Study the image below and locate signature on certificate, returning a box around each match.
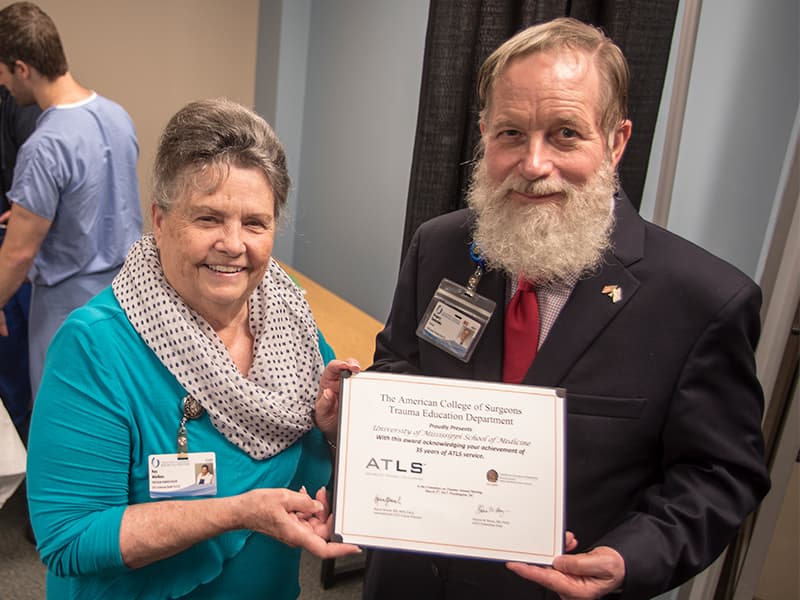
[476,504,509,516]
[374,495,403,507]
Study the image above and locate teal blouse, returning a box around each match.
[27,287,335,599]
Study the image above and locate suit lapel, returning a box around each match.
[525,259,640,386]
[524,194,646,387]
[469,268,506,382]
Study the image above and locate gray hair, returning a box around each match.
[152,98,289,220]
[478,17,629,139]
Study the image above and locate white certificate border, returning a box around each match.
[333,371,565,564]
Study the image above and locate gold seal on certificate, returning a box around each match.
[332,371,565,565]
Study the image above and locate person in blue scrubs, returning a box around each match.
[0,2,143,400]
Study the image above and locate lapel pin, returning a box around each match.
[601,285,622,303]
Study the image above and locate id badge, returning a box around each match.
[416,278,496,362]
[148,452,217,498]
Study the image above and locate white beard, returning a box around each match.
[466,158,619,285]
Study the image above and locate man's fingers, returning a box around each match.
[506,562,561,588]
[553,546,624,580]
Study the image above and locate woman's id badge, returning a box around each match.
[148,452,217,498]
[416,278,495,362]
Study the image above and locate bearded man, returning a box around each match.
[363,17,769,600]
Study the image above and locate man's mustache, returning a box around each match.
[501,176,574,198]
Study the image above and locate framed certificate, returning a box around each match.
[332,371,565,564]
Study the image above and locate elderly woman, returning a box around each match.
[26,98,359,599]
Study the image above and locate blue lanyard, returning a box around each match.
[466,242,485,294]
[469,242,485,269]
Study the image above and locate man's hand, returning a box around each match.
[506,545,625,600]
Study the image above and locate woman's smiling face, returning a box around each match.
[152,165,275,326]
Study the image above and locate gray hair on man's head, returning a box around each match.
[478,17,629,139]
[152,98,289,220]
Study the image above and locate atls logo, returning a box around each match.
[365,457,423,474]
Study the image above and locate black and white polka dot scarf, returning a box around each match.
[112,234,322,459]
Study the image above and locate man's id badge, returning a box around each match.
[416,278,496,362]
[148,452,217,498]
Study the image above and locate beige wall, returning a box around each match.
[34,0,260,230]
[756,463,799,600]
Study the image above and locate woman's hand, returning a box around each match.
[564,531,578,552]
[119,486,359,569]
[295,485,336,540]
[314,358,360,442]
[238,487,360,559]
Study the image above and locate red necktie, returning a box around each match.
[503,278,539,383]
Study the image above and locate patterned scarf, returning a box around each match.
[112,234,323,459]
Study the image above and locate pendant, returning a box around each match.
[183,395,205,420]
[177,395,205,457]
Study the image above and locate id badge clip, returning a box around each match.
[416,245,496,362]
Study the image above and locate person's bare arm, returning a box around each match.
[120,487,359,569]
[0,203,50,334]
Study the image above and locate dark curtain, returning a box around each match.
[401,0,679,258]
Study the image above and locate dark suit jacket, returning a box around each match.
[364,195,770,600]
[0,86,40,210]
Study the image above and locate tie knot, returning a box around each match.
[517,278,536,293]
